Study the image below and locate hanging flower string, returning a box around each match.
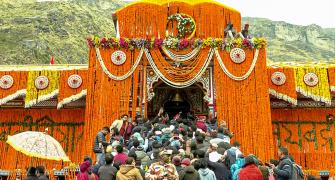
[87,36,267,51]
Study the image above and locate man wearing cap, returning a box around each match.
[179,158,200,180]
[145,150,178,180]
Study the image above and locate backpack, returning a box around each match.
[293,164,304,180]
[225,148,237,168]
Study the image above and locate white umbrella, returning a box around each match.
[6,130,70,162]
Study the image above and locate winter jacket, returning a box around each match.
[179,166,200,180]
[274,156,293,180]
[135,148,150,167]
[93,131,109,153]
[24,175,39,180]
[198,168,217,180]
[116,165,143,180]
[207,161,231,180]
[238,164,263,180]
[231,158,245,180]
[98,164,118,180]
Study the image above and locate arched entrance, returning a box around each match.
[147,82,209,118]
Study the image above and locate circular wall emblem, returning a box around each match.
[34,76,49,90]
[67,74,82,89]
[271,72,286,86]
[304,73,319,87]
[230,48,246,64]
[0,75,14,89]
[111,51,126,65]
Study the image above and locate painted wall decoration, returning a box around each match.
[0,109,85,170]
[272,108,335,170]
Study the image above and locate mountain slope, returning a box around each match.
[0,1,334,64]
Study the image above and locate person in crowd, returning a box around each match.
[209,131,224,145]
[93,126,110,164]
[36,166,48,180]
[172,156,183,173]
[110,127,124,145]
[207,143,223,163]
[179,158,200,180]
[114,145,128,165]
[224,141,243,168]
[131,139,150,168]
[288,155,304,180]
[77,161,98,180]
[238,155,263,180]
[24,167,39,180]
[230,155,245,180]
[194,158,216,180]
[270,147,293,180]
[145,150,179,180]
[128,152,146,179]
[116,157,143,180]
[98,154,118,180]
[111,114,128,132]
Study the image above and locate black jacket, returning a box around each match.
[207,159,231,180]
[274,156,293,180]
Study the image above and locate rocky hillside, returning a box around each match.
[0,1,334,64]
[243,17,335,63]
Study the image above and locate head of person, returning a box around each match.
[102,126,110,135]
[27,167,37,176]
[116,145,123,153]
[198,158,208,169]
[172,156,181,166]
[133,139,140,148]
[105,154,114,165]
[194,150,206,159]
[181,158,191,167]
[36,166,45,176]
[125,157,136,165]
[208,143,218,153]
[110,127,119,135]
[278,147,289,159]
[233,141,240,148]
[243,155,257,167]
[121,114,128,121]
[83,156,93,165]
[160,150,172,164]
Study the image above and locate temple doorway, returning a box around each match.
[147,82,209,119]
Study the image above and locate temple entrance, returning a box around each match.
[147,82,209,119]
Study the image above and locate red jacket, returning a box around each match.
[238,164,263,180]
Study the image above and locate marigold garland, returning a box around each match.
[25,70,60,108]
[268,67,298,105]
[0,71,27,106]
[295,67,331,105]
[328,67,335,92]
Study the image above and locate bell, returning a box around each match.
[172,92,183,102]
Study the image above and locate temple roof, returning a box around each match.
[116,0,240,13]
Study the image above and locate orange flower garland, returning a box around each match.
[83,48,141,157]
[116,1,241,38]
[57,70,88,109]
[328,67,335,92]
[0,109,85,170]
[267,67,297,105]
[272,108,335,170]
[214,48,274,162]
[0,71,27,105]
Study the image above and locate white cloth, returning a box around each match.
[209,151,222,162]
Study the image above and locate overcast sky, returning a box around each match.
[218,0,334,28]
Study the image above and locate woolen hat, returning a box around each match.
[181,158,191,166]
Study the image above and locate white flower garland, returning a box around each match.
[145,48,213,88]
[296,87,332,106]
[57,89,87,109]
[214,48,259,81]
[25,89,59,108]
[161,45,201,62]
[95,48,144,81]
[331,86,335,92]
[0,89,26,106]
[269,89,297,105]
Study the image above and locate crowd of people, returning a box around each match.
[78,111,308,180]
[25,110,313,180]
